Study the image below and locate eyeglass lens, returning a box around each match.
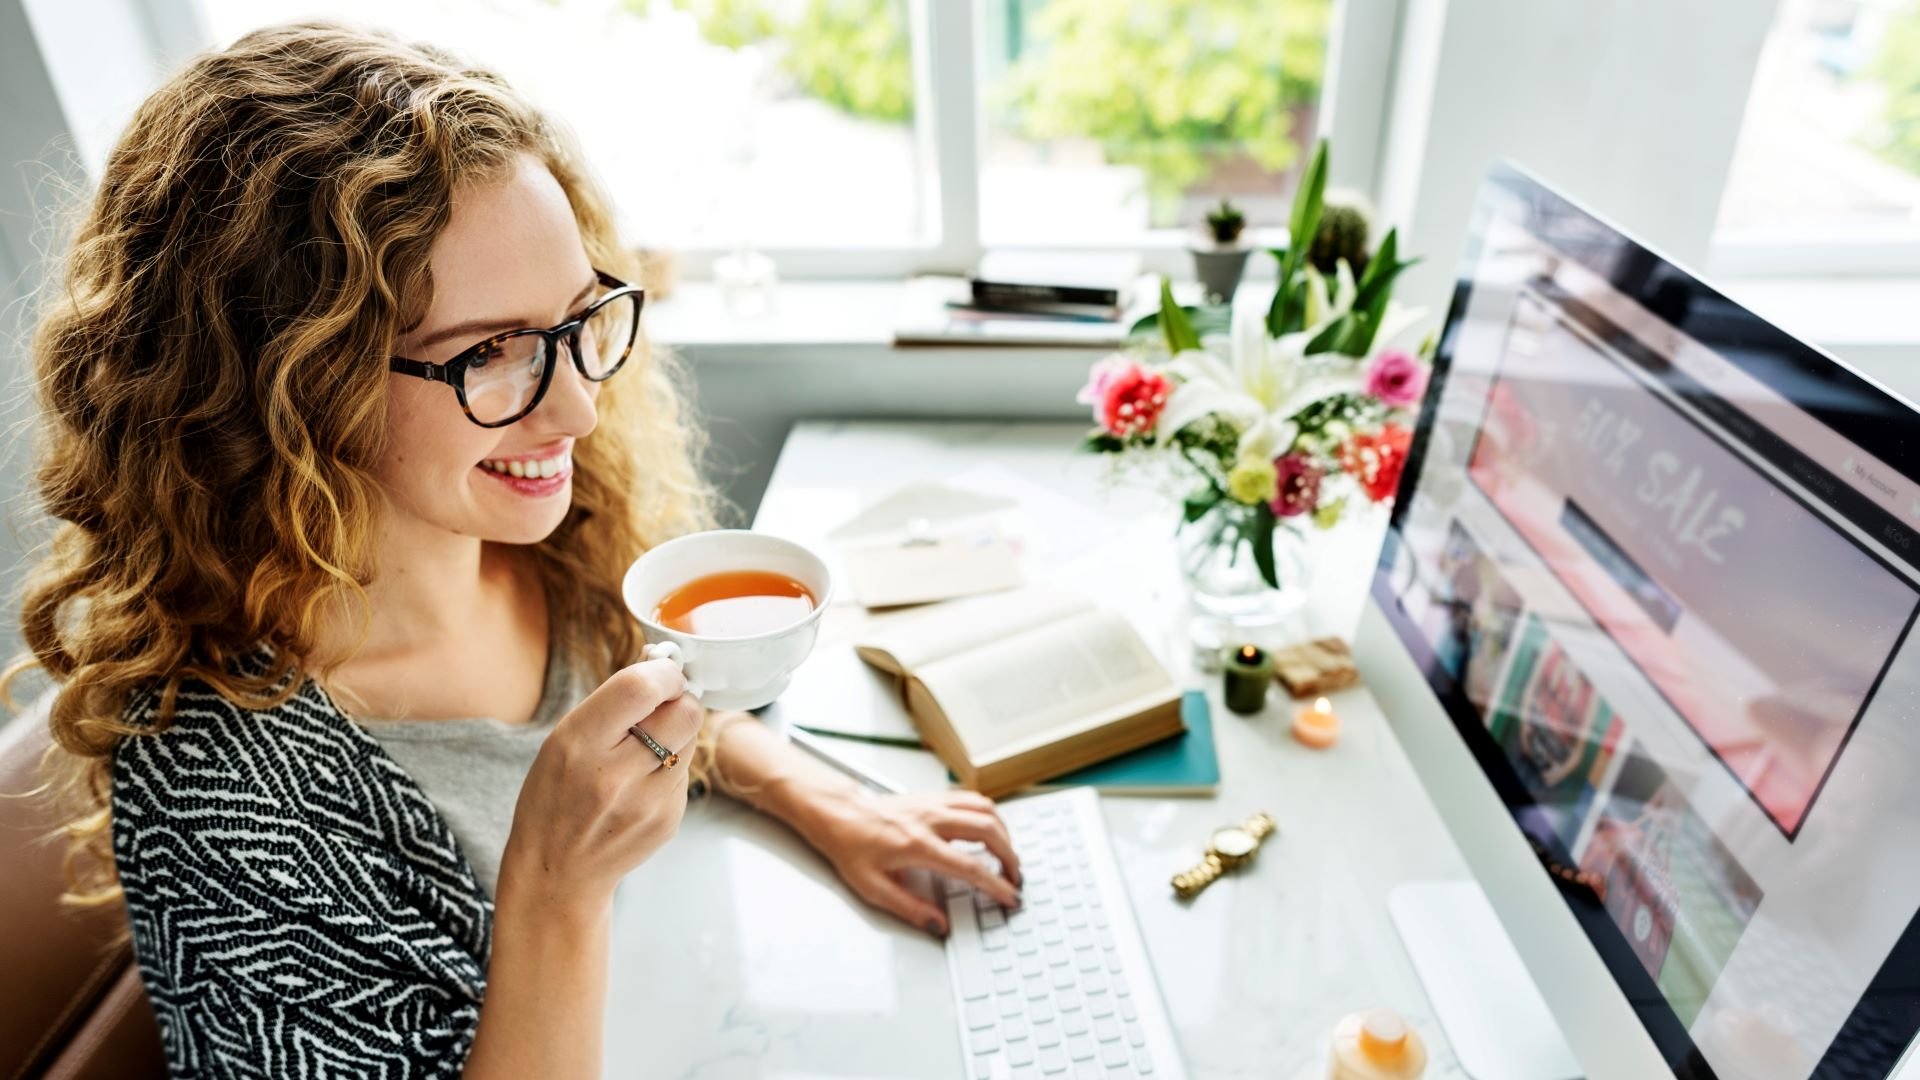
[461,292,639,424]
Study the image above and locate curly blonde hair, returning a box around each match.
[1,22,717,905]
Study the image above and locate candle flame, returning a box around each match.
[1239,645,1259,661]
[1314,696,1332,714]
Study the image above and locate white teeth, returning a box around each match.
[480,453,571,480]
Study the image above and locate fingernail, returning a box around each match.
[1011,868,1024,888]
[925,917,947,938]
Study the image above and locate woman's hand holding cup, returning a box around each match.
[498,657,704,911]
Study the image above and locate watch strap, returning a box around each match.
[1171,853,1226,899]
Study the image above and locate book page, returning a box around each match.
[915,608,1176,761]
[853,589,1091,673]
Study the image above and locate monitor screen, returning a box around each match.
[1373,164,1920,1080]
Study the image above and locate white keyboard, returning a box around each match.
[939,787,1186,1080]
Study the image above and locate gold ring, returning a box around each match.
[629,723,679,769]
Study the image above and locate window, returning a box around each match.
[182,0,1379,277]
[1710,0,1920,277]
[198,0,928,249]
[977,0,1334,246]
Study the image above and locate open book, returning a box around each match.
[853,590,1184,796]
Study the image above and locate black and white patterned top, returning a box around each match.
[112,648,494,1077]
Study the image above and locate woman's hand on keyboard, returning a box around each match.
[793,789,1024,938]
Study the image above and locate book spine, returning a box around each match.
[971,280,1122,308]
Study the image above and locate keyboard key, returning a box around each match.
[1087,993,1116,1019]
[1039,1045,1068,1074]
[1097,930,1116,950]
[1119,999,1138,1022]
[956,945,992,999]
[1076,950,1102,972]
[983,928,1010,951]
[1023,976,1050,1002]
[1100,1041,1128,1067]
[1051,965,1077,989]
[1014,935,1042,956]
[1070,929,1094,950]
[995,970,1019,994]
[1005,1017,1030,1042]
[1018,953,1043,978]
[1111,975,1130,998]
[1063,908,1090,930]
[1075,1063,1104,1079]
[970,1051,998,1079]
[1133,1049,1155,1074]
[1031,1000,1056,1024]
[1041,924,1066,945]
[1056,988,1083,1013]
[1125,1022,1145,1047]
[1105,952,1123,974]
[1094,1016,1122,1042]
[965,999,997,1029]
[1062,1010,1090,1037]
[1047,944,1071,967]
[981,908,1007,929]
[1007,1040,1036,1067]
[970,1029,999,1054]
[990,950,1016,973]
[1068,1035,1096,1061]
[1081,971,1107,994]
[1034,1021,1063,1048]
[1002,991,1028,1017]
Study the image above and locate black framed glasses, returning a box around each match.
[388,269,645,428]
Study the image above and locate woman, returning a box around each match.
[6,22,1021,1077]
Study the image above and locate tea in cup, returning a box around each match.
[621,530,832,711]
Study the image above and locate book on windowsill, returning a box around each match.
[970,250,1143,309]
[853,589,1184,797]
[894,276,1134,348]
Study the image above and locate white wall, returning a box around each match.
[1374,0,1778,315]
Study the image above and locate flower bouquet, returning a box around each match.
[1075,141,1433,643]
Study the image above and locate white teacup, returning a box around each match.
[621,529,833,711]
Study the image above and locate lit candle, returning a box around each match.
[1223,644,1274,715]
[1292,696,1342,748]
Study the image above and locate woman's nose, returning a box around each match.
[533,338,601,437]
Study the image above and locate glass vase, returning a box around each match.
[1177,500,1313,664]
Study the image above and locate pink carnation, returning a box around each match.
[1365,349,1429,409]
[1078,356,1169,438]
[1271,452,1323,518]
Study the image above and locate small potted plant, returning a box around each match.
[1191,197,1251,304]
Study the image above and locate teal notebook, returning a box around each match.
[1031,690,1218,795]
[945,691,1219,795]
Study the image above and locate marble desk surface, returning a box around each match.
[604,420,1475,1079]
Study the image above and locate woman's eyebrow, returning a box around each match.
[411,275,600,352]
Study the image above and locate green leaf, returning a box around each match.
[1129,303,1231,341]
[1183,490,1221,523]
[1340,228,1419,356]
[1250,503,1280,589]
[1158,277,1201,353]
[1081,431,1125,453]
[1269,140,1328,337]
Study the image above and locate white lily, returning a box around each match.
[1156,298,1366,464]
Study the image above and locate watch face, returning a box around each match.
[1211,826,1257,858]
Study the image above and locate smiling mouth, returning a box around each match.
[478,451,572,479]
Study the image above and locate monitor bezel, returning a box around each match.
[1370,159,1920,1080]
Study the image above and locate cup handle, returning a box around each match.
[643,642,705,699]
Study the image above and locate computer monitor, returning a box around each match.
[1355,162,1920,1080]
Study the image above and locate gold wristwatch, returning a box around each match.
[1171,812,1277,899]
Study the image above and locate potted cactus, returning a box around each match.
[1191,197,1252,303]
[1309,196,1373,278]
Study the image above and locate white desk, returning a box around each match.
[605,420,1477,1079]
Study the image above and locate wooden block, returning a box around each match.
[1271,637,1359,699]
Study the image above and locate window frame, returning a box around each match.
[135,0,1396,281]
[659,0,1405,281]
